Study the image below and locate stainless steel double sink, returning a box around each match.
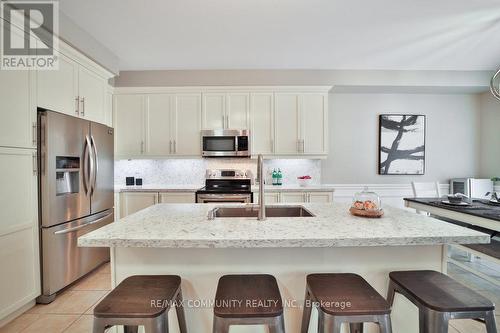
[207,205,315,220]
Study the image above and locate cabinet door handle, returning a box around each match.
[140,141,144,154]
[169,140,172,154]
[301,139,305,153]
[32,151,37,175]
[173,140,177,153]
[226,115,229,128]
[32,122,37,147]
[80,97,85,116]
[75,96,79,116]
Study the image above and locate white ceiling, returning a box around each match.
[60,0,500,71]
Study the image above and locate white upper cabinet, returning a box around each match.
[275,93,301,154]
[37,52,78,117]
[0,24,36,149]
[226,93,249,129]
[0,68,35,149]
[37,43,114,126]
[114,94,144,156]
[113,87,329,159]
[301,93,328,155]
[145,94,174,156]
[173,94,202,156]
[202,93,225,129]
[78,66,106,124]
[114,93,202,158]
[250,93,274,155]
[202,92,249,130]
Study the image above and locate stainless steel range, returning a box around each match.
[196,169,253,203]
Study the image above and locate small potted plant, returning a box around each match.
[492,177,500,186]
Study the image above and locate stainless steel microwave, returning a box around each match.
[201,129,250,157]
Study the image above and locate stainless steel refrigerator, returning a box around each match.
[37,109,114,303]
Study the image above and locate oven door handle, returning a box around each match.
[197,193,252,203]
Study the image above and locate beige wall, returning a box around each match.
[321,93,482,184]
[479,93,500,179]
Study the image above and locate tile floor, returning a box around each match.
[447,249,500,333]
[0,263,111,333]
[1,255,499,332]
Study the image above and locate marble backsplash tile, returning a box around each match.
[115,159,321,186]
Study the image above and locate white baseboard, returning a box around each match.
[0,300,35,328]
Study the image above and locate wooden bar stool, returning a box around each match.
[387,270,497,333]
[213,274,285,333]
[301,273,392,333]
[93,275,188,333]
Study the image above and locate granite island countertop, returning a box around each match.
[78,203,489,248]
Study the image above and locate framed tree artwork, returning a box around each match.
[379,114,426,175]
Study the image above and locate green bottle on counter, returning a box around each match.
[277,169,283,185]
[272,169,278,185]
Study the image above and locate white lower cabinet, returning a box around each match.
[281,191,307,203]
[253,191,333,204]
[119,191,196,217]
[159,192,196,203]
[119,192,158,218]
[0,148,39,320]
[253,192,281,204]
[308,192,334,203]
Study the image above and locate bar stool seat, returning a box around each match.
[301,273,392,333]
[213,274,285,333]
[307,273,391,316]
[93,275,187,333]
[388,270,497,333]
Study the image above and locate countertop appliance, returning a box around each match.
[37,109,114,303]
[196,169,253,203]
[201,129,250,157]
[450,178,493,199]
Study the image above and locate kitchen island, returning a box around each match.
[79,203,489,333]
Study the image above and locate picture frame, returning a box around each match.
[378,114,426,175]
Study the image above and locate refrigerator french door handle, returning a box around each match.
[83,135,92,196]
[53,212,113,235]
[90,135,99,195]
